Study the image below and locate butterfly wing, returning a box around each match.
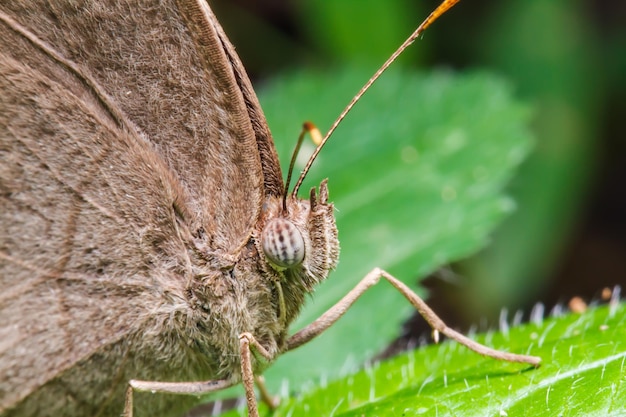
[0,0,281,415]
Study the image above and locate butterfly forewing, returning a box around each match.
[0,0,282,415]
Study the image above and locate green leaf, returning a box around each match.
[251,68,534,395]
[222,303,626,416]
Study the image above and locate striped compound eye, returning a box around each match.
[261,218,305,269]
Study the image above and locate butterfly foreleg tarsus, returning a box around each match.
[286,268,541,367]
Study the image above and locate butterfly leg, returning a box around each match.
[239,332,276,417]
[124,378,235,417]
[123,333,275,417]
[286,267,541,366]
[255,375,280,410]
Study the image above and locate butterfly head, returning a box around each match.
[260,179,339,292]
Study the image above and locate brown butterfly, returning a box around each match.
[0,1,539,416]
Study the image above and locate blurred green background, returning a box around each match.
[210,0,625,340]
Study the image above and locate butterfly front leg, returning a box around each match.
[286,267,542,366]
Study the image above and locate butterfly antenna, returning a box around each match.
[291,0,461,197]
[283,122,322,212]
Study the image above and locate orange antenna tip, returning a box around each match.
[303,121,323,146]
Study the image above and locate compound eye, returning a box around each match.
[261,219,305,268]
